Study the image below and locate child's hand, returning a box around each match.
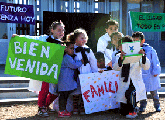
[120,51,126,60]
[98,70,104,73]
[139,49,145,55]
[12,34,18,37]
[81,59,84,64]
[108,61,112,68]
[154,74,158,77]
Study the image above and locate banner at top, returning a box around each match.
[0,2,35,25]
[129,11,165,32]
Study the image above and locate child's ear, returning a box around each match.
[105,28,108,32]
[141,39,145,43]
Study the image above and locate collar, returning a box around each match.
[51,35,61,42]
[74,44,88,48]
[104,33,111,42]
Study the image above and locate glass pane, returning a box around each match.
[141,1,154,40]
[56,0,69,12]
[109,0,120,23]
[94,0,105,13]
[127,2,140,35]
[0,23,7,39]
[141,1,153,12]
[74,0,87,13]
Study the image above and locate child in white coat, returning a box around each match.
[97,19,119,69]
[113,36,150,119]
[67,28,98,114]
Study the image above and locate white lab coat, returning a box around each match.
[97,33,114,66]
[113,54,150,103]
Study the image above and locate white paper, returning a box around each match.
[122,41,141,55]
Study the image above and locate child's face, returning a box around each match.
[97,59,105,68]
[51,25,65,39]
[132,37,143,46]
[111,34,122,49]
[75,33,87,47]
[106,25,118,36]
[65,44,75,56]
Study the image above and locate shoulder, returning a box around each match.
[98,33,109,41]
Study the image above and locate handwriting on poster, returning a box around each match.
[0,2,35,25]
[130,11,165,32]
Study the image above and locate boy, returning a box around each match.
[113,36,150,119]
[94,52,112,72]
[97,19,119,69]
[132,32,161,112]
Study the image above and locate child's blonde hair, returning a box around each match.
[66,28,88,43]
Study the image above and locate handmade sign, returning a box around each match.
[121,41,142,64]
[79,71,120,114]
[0,2,35,24]
[129,11,165,32]
[5,36,65,84]
[122,41,141,56]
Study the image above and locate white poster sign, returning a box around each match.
[79,70,120,114]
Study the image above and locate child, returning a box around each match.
[57,42,83,117]
[110,32,123,68]
[113,36,150,119]
[67,28,98,114]
[12,21,65,117]
[132,32,161,112]
[97,19,119,69]
[94,52,112,72]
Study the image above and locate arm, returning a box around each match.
[64,56,83,69]
[97,38,106,53]
[113,54,122,71]
[89,49,98,73]
[150,49,161,75]
[141,55,150,70]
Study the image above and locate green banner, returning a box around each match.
[5,36,65,84]
[129,11,165,32]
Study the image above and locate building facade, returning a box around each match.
[0,0,165,66]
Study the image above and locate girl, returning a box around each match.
[67,28,98,114]
[37,21,65,117]
[57,42,83,117]
[12,21,65,117]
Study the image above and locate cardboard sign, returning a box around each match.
[5,36,65,84]
[0,2,35,24]
[129,11,165,32]
[79,71,120,114]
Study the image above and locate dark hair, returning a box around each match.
[94,52,105,61]
[118,35,133,46]
[49,21,65,35]
[132,31,144,41]
[65,41,75,47]
[105,19,119,29]
[64,42,75,55]
[66,28,88,43]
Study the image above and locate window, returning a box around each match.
[109,0,120,25]
[94,0,105,13]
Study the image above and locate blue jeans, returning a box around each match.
[140,90,160,108]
